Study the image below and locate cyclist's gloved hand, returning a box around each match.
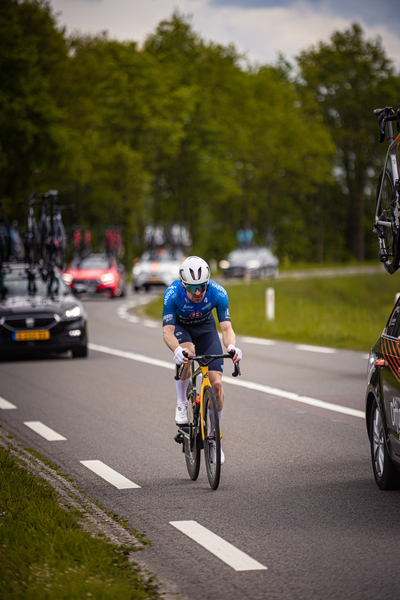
[227,344,242,362]
[173,346,186,365]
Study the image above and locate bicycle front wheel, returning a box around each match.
[202,386,221,490]
[375,168,399,273]
[183,390,201,481]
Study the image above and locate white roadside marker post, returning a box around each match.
[266,287,275,321]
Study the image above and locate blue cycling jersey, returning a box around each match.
[162,279,231,327]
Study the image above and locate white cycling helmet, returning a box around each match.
[179,256,210,288]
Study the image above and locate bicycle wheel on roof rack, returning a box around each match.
[375,168,399,274]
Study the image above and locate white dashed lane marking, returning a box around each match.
[295,344,336,354]
[117,302,369,358]
[170,520,267,571]
[0,396,17,409]
[241,336,276,346]
[80,460,141,489]
[24,421,66,441]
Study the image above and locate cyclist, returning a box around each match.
[162,255,242,464]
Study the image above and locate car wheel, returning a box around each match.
[72,345,88,358]
[144,283,150,292]
[370,398,400,489]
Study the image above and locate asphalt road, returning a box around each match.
[1,289,400,600]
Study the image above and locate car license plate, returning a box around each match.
[13,330,50,341]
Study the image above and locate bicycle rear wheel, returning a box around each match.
[375,168,399,274]
[203,385,221,490]
[183,390,200,480]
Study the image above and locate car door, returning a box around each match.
[380,301,400,456]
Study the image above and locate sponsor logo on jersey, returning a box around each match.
[163,287,175,304]
[190,312,202,318]
[213,282,225,293]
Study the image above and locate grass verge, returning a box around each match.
[0,443,159,600]
[145,271,400,352]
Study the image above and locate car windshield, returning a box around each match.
[229,249,259,261]
[0,268,70,299]
[141,251,182,262]
[228,248,273,261]
[72,256,111,269]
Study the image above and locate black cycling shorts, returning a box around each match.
[174,316,224,373]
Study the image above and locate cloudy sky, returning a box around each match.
[48,0,400,69]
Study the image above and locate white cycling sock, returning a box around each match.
[176,378,189,405]
[218,410,223,425]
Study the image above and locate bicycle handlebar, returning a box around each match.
[374,105,400,143]
[174,349,241,380]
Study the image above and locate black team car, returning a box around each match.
[366,296,400,489]
[0,262,88,358]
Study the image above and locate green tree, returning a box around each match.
[0,0,68,205]
[142,12,336,263]
[296,23,396,262]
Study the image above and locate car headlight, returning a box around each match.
[219,260,230,269]
[100,272,115,284]
[133,266,142,276]
[246,260,260,269]
[62,273,73,285]
[65,306,81,319]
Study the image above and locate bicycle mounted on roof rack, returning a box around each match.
[18,190,75,271]
[39,190,74,270]
[372,104,400,274]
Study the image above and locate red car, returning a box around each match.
[62,253,126,298]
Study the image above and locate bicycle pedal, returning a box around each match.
[174,432,184,445]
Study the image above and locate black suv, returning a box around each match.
[0,262,88,358]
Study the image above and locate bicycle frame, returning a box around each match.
[189,360,217,442]
[175,351,240,489]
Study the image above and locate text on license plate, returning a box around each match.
[13,330,50,341]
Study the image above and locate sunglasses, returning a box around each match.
[185,283,208,294]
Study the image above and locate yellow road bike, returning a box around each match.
[175,351,240,490]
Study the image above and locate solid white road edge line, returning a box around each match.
[88,343,365,419]
[80,460,141,489]
[24,421,66,441]
[170,520,267,571]
[0,396,17,409]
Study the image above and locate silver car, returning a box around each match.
[132,249,185,292]
[219,246,279,279]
